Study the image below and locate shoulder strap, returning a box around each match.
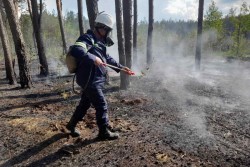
[74,33,96,52]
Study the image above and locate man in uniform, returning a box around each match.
[66,13,133,140]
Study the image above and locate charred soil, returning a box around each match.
[0,61,250,167]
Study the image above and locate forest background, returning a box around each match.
[0,0,250,77]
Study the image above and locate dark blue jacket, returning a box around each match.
[70,30,123,89]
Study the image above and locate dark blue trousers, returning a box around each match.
[72,88,109,129]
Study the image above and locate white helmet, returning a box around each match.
[95,13,114,29]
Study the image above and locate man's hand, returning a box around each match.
[122,67,135,75]
[94,56,103,66]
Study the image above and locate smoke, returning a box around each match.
[126,28,250,151]
[48,58,69,76]
[28,58,69,87]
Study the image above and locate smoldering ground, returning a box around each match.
[40,27,249,158]
[129,30,250,158]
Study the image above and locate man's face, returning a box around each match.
[96,25,113,46]
[99,26,112,38]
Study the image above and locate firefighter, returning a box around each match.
[66,13,132,140]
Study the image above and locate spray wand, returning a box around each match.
[102,63,135,75]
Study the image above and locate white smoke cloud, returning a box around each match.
[163,0,198,21]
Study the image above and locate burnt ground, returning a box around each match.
[0,58,250,167]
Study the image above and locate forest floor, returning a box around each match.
[0,57,250,167]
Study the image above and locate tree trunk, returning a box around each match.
[0,4,16,85]
[77,0,84,35]
[122,0,133,89]
[3,0,31,88]
[236,22,241,57]
[27,0,37,54]
[86,0,99,30]
[133,0,138,65]
[13,0,19,18]
[115,0,127,89]
[30,0,49,76]
[147,0,153,65]
[195,0,204,71]
[56,0,67,54]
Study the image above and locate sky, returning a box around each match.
[43,0,246,21]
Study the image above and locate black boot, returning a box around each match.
[98,127,119,140]
[66,116,80,137]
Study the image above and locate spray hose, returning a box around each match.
[102,63,135,75]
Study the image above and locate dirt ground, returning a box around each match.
[0,58,250,167]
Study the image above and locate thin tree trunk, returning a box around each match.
[77,0,84,35]
[13,0,19,18]
[30,0,49,76]
[56,0,67,54]
[115,0,127,89]
[147,0,153,65]
[133,0,137,65]
[236,22,241,56]
[86,0,99,30]
[0,4,16,85]
[3,0,31,88]
[122,0,133,89]
[195,0,204,71]
[39,0,43,24]
[27,0,37,54]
